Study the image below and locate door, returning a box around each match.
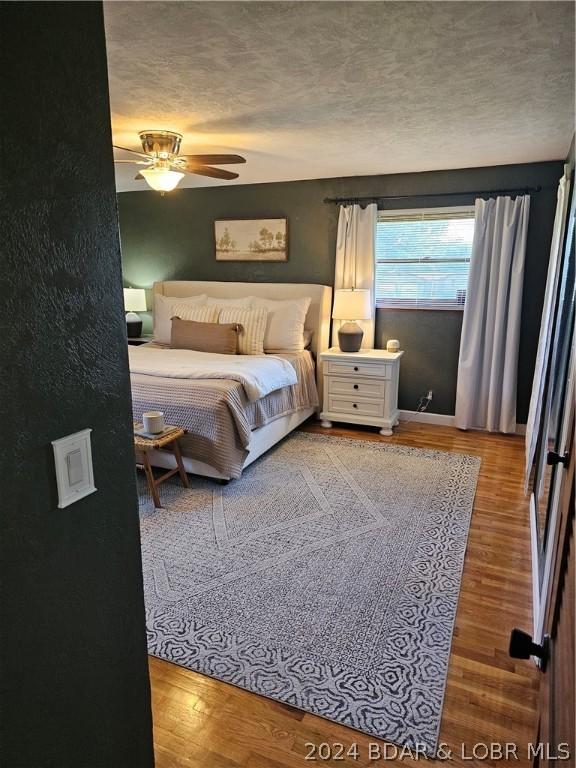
[537,422,574,768]
[529,175,575,640]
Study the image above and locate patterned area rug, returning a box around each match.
[139,432,480,753]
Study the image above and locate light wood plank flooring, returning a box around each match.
[149,421,538,767]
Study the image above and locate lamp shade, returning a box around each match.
[123,288,147,312]
[332,289,371,320]
[140,167,185,192]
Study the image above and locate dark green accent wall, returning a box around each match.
[374,309,464,416]
[118,159,562,421]
[0,3,154,766]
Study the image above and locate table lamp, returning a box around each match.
[123,288,147,338]
[332,288,371,352]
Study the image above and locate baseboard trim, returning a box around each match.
[399,410,527,435]
[399,410,455,427]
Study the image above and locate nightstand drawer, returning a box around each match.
[328,377,385,399]
[326,360,390,379]
[327,396,384,418]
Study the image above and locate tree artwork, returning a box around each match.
[215,219,288,261]
[216,227,238,252]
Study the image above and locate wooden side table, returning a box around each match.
[133,423,189,508]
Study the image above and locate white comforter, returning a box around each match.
[128,345,297,402]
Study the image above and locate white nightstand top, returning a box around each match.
[320,347,403,362]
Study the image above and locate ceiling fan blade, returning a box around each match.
[180,154,246,165]
[182,165,240,180]
[113,144,150,159]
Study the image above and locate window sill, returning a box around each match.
[376,305,465,312]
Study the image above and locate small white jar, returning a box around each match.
[143,411,165,434]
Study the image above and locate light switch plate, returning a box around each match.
[52,429,97,508]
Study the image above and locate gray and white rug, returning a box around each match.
[139,432,480,753]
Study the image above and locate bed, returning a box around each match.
[130,281,332,480]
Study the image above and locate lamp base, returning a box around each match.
[337,322,364,353]
[126,312,142,338]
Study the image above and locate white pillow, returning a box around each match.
[218,306,267,355]
[250,296,311,352]
[153,294,207,344]
[206,296,253,308]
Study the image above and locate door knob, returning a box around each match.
[547,450,569,466]
[509,628,548,668]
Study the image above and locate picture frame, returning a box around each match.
[214,218,288,262]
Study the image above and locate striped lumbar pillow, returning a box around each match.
[174,305,220,324]
[218,306,267,355]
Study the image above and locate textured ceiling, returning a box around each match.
[104,1,575,192]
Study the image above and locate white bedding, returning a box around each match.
[128,345,297,402]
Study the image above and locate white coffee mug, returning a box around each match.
[386,339,400,353]
[143,411,165,434]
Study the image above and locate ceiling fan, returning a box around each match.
[113,130,246,193]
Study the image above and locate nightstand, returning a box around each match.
[128,335,153,346]
[319,347,403,436]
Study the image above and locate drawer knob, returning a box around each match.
[354,366,359,371]
[353,384,359,390]
[353,403,358,408]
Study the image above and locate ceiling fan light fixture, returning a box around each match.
[140,167,185,192]
[113,131,246,189]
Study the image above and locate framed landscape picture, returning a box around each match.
[215,218,288,262]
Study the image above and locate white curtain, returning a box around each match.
[525,170,570,487]
[455,195,530,433]
[331,203,377,348]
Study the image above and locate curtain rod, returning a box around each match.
[323,186,543,205]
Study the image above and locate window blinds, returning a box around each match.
[375,208,475,309]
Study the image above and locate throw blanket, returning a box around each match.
[128,346,297,402]
[130,351,318,479]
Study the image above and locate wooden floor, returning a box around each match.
[149,421,539,768]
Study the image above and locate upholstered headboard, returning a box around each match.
[152,280,333,389]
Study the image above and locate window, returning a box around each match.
[375,206,475,310]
